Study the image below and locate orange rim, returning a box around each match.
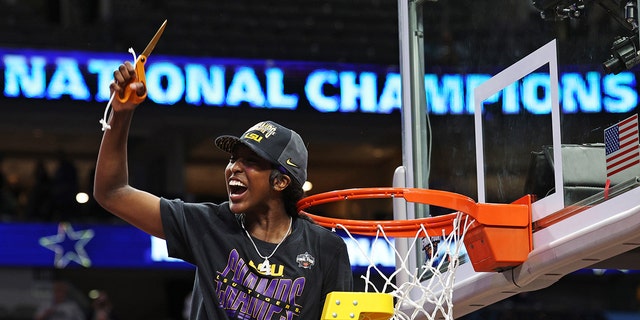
[297,187,478,237]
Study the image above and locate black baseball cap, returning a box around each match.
[214,121,308,186]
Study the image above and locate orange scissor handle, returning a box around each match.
[116,55,149,104]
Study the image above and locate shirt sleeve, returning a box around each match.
[160,198,196,263]
[160,198,231,266]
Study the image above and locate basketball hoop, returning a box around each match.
[297,187,532,320]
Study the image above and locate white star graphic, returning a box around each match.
[39,222,94,268]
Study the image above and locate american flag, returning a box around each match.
[604,114,640,179]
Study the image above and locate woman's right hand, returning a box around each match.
[109,61,147,112]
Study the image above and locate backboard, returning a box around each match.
[393,0,640,317]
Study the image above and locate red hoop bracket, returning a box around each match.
[296,187,533,272]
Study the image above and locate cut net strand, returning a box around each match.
[99,48,140,131]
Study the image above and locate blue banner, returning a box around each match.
[0,222,189,269]
[1,47,636,115]
[0,221,396,271]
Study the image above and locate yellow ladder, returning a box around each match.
[321,292,394,320]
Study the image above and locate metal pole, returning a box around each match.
[396,0,430,290]
[398,0,429,218]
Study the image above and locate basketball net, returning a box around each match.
[299,187,532,320]
[329,211,474,320]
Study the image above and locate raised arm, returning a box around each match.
[93,61,164,239]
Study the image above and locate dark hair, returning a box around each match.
[270,169,305,218]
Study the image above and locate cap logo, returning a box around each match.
[286,158,299,168]
[247,122,278,138]
[243,132,263,143]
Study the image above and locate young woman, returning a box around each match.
[94,61,353,319]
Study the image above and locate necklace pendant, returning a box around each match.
[260,258,271,275]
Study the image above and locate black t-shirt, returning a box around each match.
[161,198,353,320]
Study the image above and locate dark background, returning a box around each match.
[0,0,639,319]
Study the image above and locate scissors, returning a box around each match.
[117,19,167,104]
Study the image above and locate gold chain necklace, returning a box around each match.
[240,215,292,276]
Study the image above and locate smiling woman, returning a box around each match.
[93,60,353,319]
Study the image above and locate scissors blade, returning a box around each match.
[140,19,167,58]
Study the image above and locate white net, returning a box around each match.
[333,211,475,320]
[301,188,531,320]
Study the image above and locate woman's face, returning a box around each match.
[225,144,275,214]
